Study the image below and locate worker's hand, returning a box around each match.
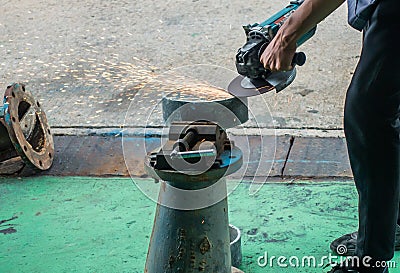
[260,31,297,72]
[259,0,345,72]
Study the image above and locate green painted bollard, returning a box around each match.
[145,178,232,272]
[143,91,248,273]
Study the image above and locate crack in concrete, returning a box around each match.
[281,136,295,178]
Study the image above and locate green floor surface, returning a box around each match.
[0,177,398,273]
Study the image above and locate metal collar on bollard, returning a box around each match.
[0,83,54,173]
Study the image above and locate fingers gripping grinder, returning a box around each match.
[228,0,317,97]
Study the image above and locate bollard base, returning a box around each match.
[232,266,244,273]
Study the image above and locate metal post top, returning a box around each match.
[162,85,249,129]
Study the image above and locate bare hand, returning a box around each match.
[259,31,297,72]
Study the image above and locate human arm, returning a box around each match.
[260,0,345,71]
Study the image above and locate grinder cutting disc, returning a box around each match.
[3,83,54,170]
[227,75,274,97]
[227,68,297,97]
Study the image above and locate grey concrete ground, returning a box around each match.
[1,0,362,131]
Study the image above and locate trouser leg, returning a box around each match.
[344,0,400,261]
[398,203,400,226]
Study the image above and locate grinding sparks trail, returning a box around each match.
[1,41,233,106]
[0,37,235,129]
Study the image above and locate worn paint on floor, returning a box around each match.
[0,177,398,273]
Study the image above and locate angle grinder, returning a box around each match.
[228,0,317,97]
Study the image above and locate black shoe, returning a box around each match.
[330,225,400,256]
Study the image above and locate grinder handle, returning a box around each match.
[293,52,306,66]
[259,42,306,68]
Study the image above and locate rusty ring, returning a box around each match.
[3,83,54,170]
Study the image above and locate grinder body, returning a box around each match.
[233,0,317,94]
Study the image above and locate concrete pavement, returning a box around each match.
[1,0,362,131]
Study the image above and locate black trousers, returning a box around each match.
[344,0,400,260]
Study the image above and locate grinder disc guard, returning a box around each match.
[227,68,297,97]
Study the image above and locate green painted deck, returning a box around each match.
[1,177,399,273]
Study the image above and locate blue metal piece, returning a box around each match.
[173,149,216,159]
[258,3,301,27]
[219,148,242,169]
[3,102,10,125]
[252,1,316,47]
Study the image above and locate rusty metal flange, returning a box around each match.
[2,83,54,170]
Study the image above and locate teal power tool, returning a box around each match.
[228,0,317,97]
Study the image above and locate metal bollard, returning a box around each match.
[144,94,248,273]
